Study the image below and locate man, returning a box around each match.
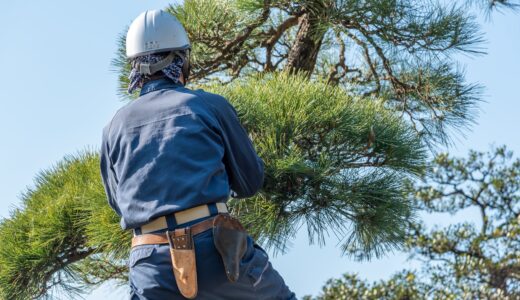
[100,9,296,299]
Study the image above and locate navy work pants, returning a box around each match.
[128,219,296,299]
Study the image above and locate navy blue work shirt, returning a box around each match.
[99,78,264,230]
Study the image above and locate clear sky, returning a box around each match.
[0,1,519,299]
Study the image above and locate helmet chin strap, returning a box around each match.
[132,50,191,85]
[133,51,177,76]
[181,50,191,84]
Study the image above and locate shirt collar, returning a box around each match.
[139,78,184,96]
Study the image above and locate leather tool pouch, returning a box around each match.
[167,228,198,299]
[213,214,248,282]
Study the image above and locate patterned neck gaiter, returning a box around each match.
[128,52,184,94]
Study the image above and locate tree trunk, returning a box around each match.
[285,13,325,75]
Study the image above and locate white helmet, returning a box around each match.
[126,10,190,59]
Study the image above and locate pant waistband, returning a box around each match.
[133,203,228,236]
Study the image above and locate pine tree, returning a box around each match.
[407,146,520,299]
[1,0,512,298]
[306,147,520,299]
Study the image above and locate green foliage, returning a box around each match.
[0,151,128,299]
[408,146,520,298]
[213,73,426,258]
[113,0,484,146]
[308,147,520,299]
[311,0,485,146]
[112,29,135,99]
[169,0,257,71]
[465,0,520,15]
[212,73,425,258]
[303,272,433,300]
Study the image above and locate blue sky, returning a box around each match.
[0,1,519,299]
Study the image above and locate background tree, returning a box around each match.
[306,147,520,299]
[302,272,434,300]
[408,146,520,298]
[1,0,511,298]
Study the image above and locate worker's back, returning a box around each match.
[102,79,233,229]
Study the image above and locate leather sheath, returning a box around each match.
[167,228,198,299]
[212,214,248,282]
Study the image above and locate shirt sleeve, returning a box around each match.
[209,95,265,198]
[99,125,122,216]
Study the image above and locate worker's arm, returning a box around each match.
[209,95,265,198]
[99,125,122,216]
